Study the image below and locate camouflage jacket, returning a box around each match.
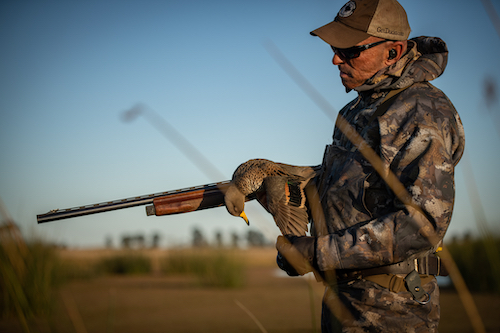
[313,37,465,272]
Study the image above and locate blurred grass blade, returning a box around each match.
[60,290,88,333]
[122,103,225,181]
[234,299,268,333]
[480,0,500,39]
[263,40,337,122]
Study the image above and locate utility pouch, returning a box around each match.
[404,270,431,304]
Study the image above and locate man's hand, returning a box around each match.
[275,235,316,276]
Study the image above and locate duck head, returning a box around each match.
[224,185,249,225]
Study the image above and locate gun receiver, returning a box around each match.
[37,181,254,224]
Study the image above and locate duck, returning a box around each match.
[224,159,318,236]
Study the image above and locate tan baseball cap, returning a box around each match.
[310,0,410,48]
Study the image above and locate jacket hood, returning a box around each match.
[355,36,449,93]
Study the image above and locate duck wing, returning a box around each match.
[264,176,310,236]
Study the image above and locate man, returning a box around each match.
[274,0,465,332]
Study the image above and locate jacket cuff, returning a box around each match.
[316,235,342,271]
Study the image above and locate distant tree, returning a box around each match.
[136,234,145,248]
[105,236,113,248]
[215,231,223,247]
[247,230,268,247]
[151,232,161,248]
[231,232,240,248]
[192,228,207,247]
[122,235,131,248]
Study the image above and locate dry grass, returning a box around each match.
[1,247,499,333]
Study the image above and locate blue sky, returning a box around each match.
[1,0,499,248]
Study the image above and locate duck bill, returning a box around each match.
[239,211,250,225]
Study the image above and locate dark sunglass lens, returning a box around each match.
[332,47,359,60]
[339,48,359,59]
[332,40,388,60]
[345,49,359,59]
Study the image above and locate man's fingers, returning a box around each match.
[276,235,287,250]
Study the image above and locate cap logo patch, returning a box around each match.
[338,1,356,18]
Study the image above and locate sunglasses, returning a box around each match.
[331,40,389,60]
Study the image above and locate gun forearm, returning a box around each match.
[146,181,230,216]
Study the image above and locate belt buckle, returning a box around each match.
[336,270,361,283]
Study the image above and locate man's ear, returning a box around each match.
[385,41,406,65]
[388,49,397,60]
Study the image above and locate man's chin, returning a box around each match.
[341,79,355,91]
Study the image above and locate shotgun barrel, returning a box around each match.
[36,180,254,224]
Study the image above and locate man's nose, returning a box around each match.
[332,53,344,65]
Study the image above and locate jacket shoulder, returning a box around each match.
[380,82,465,165]
[384,82,459,121]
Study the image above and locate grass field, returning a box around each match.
[1,247,499,333]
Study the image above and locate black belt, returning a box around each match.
[335,254,447,282]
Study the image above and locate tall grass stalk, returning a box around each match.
[0,220,62,332]
[0,240,62,313]
[60,290,88,333]
[106,288,116,333]
[306,277,319,333]
[234,299,268,333]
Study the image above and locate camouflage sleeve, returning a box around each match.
[315,83,465,271]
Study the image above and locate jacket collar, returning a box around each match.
[353,36,449,94]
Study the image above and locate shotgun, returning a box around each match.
[36,181,256,224]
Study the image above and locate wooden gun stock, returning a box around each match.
[37,181,253,224]
[146,182,230,216]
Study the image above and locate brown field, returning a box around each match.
[1,247,499,333]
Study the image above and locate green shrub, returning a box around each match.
[446,235,500,293]
[163,249,246,288]
[98,252,152,275]
[58,259,100,280]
